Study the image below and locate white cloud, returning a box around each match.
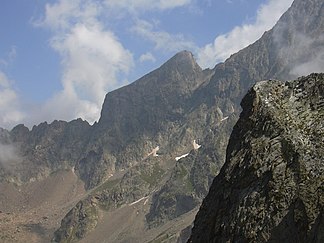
[139,52,156,63]
[35,0,134,124]
[197,0,294,68]
[132,19,197,53]
[39,0,101,31]
[0,72,25,129]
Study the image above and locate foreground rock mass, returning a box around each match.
[189,73,324,243]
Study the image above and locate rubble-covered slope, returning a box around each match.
[189,73,324,243]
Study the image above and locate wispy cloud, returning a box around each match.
[139,52,156,63]
[0,142,22,172]
[290,48,324,77]
[269,0,324,78]
[197,0,294,68]
[0,46,17,67]
[275,31,324,77]
[132,19,197,54]
[0,72,25,128]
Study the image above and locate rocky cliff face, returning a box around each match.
[189,73,324,243]
[0,119,91,184]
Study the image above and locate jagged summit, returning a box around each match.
[162,50,201,72]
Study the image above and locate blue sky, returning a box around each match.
[0,0,293,129]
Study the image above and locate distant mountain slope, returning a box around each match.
[189,73,324,243]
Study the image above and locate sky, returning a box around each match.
[0,0,294,129]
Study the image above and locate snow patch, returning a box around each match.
[229,104,235,113]
[193,140,201,150]
[147,146,160,157]
[175,153,189,161]
[216,107,224,119]
[144,198,149,205]
[221,116,229,122]
[129,196,149,206]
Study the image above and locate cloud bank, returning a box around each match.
[197,0,294,68]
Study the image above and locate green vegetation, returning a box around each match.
[177,164,188,178]
[148,231,177,243]
[140,163,165,186]
[210,162,219,177]
[93,178,120,193]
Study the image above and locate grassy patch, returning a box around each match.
[140,164,165,186]
[93,178,120,193]
[148,232,176,243]
[210,163,219,177]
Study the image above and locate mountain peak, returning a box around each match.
[163,50,201,72]
[172,50,194,60]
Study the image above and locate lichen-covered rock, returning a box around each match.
[52,198,99,243]
[189,73,324,243]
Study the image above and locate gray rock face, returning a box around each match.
[0,119,91,183]
[53,198,99,243]
[189,73,324,243]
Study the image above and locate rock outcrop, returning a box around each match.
[189,73,324,242]
[52,198,99,243]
